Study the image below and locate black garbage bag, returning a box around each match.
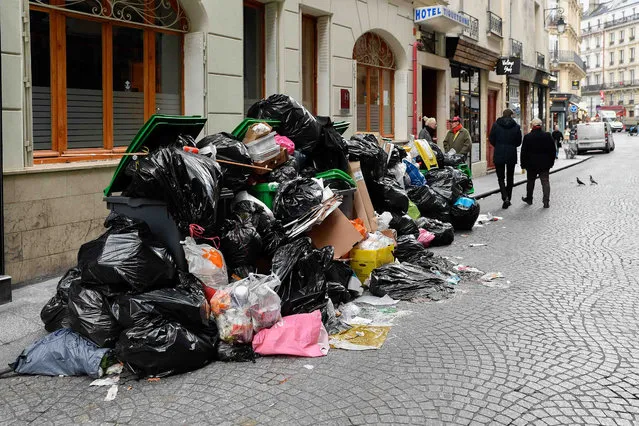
[111,272,209,330]
[387,144,407,168]
[416,217,455,246]
[367,176,409,214]
[269,157,299,183]
[68,283,121,348]
[115,316,218,378]
[125,145,222,234]
[425,167,463,203]
[40,267,81,332]
[389,213,420,236]
[369,263,454,301]
[77,213,176,295]
[325,260,357,298]
[348,134,388,181]
[220,219,262,278]
[393,235,434,268]
[262,221,288,257]
[452,168,473,194]
[232,199,275,236]
[429,142,445,166]
[408,185,450,221]
[450,198,481,231]
[300,165,319,178]
[197,132,252,192]
[272,238,332,316]
[443,153,467,167]
[247,94,322,152]
[272,177,323,223]
[311,118,349,173]
[216,341,256,362]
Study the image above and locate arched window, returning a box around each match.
[29,0,188,163]
[353,32,396,137]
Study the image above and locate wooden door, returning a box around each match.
[486,90,498,170]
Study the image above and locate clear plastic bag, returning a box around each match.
[183,237,228,290]
[211,281,254,344]
[247,274,282,332]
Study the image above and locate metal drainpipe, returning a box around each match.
[0,16,11,304]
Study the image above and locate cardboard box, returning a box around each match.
[243,122,272,143]
[308,208,364,259]
[349,161,378,233]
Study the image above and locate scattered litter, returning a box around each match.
[354,294,399,306]
[475,213,502,226]
[90,376,120,387]
[469,243,487,247]
[480,272,504,282]
[104,385,118,401]
[454,265,484,274]
[329,325,391,350]
[105,363,123,376]
[147,378,161,383]
[303,365,314,370]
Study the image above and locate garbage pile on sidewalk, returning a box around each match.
[14,94,481,380]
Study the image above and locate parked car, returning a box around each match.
[575,122,616,153]
[603,117,624,132]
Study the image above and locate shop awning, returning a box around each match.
[445,38,500,71]
[511,64,553,87]
[414,6,470,32]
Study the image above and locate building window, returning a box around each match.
[620,30,625,42]
[29,0,186,163]
[596,53,601,67]
[301,15,318,115]
[610,51,615,65]
[631,47,636,61]
[595,74,600,84]
[620,50,625,63]
[586,76,590,86]
[631,69,636,82]
[619,71,625,83]
[631,27,636,40]
[609,72,615,84]
[354,32,396,137]
[244,1,265,114]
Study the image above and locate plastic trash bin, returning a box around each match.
[249,182,279,210]
[105,196,187,271]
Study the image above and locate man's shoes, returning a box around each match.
[502,199,511,209]
[521,197,532,205]
[543,202,549,208]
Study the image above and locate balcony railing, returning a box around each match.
[619,100,624,105]
[604,13,639,29]
[582,80,639,93]
[620,38,625,44]
[511,38,523,58]
[460,12,479,41]
[549,50,587,73]
[537,52,545,69]
[610,61,615,66]
[620,58,625,64]
[609,39,615,45]
[487,11,502,37]
[631,36,636,41]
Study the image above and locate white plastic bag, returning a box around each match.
[183,237,228,289]
[247,274,282,332]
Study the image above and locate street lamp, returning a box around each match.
[544,7,566,34]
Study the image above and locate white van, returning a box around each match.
[575,122,616,153]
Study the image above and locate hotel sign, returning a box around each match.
[414,6,470,27]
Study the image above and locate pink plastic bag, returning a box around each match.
[252,310,329,357]
[274,135,295,155]
[418,228,435,248]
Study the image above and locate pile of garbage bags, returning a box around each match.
[28,94,482,379]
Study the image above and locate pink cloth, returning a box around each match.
[418,228,435,248]
[252,310,329,357]
[274,135,295,155]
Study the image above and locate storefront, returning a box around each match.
[506,64,551,131]
[550,94,581,133]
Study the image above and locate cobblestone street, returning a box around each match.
[1,135,638,425]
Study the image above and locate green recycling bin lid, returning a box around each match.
[315,169,356,188]
[104,114,207,196]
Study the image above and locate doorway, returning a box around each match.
[486,90,498,170]
[421,68,438,133]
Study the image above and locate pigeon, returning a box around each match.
[590,175,598,185]
[577,177,586,185]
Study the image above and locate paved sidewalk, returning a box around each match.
[472,154,593,199]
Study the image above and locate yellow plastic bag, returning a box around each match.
[350,245,395,283]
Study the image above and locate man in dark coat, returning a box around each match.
[521,118,556,208]
[489,109,522,209]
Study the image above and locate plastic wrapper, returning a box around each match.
[125,145,222,234]
[68,283,121,348]
[357,232,395,251]
[377,212,393,232]
[115,318,218,378]
[112,272,210,330]
[272,177,323,223]
[220,219,262,278]
[348,134,388,181]
[216,341,257,362]
[183,237,228,290]
[197,132,252,191]
[369,263,454,301]
[40,267,80,332]
[247,274,282,332]
[272,238,332,317]
[312,118,349,173]
[408,185,450,221]
[416,217,455,247]
[274,134,295,155]
[269,157,299,183]
[450,197,481,231]
[231,193,275,235]
[418,229,436,247]
[389,213,420,237]
[443,153,467,166]
[247,94,322,152]
[77,213,176,295]
[11,328,110,379]
[367,176,409,215]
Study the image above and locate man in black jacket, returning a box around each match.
[521,118,556,208]
[489,109,522,209]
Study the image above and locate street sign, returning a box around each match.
[572,80,580,89]
[570,105,578,113]
[496,57,521,75]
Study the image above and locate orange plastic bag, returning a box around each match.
[350,218,367,239]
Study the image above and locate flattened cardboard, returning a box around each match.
[308,208,363,259]
[349,161,378,232]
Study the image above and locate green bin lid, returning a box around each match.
[104,114,207,196]
[316,169,356,188]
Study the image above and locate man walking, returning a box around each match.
[521,118,556,208]
[443,116,472,158]
[489,109,522,209]
[551,125,563,159]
